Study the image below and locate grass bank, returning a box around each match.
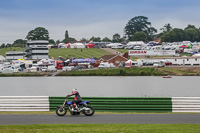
[0,124,199,133]
[0,47,23,57]
[57,67,200,76]
[115,49,128,54]
[57,67,166,76]
[49,48,111,59]
[0,72,49,77]
[0,47,111,59]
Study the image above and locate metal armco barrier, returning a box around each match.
[0,96,49,111]
[172,97,200,112]
[49,97,172,112]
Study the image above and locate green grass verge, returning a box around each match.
[0,72,49,77]
[56,67,165,76]
[57,67,200,76]
[0,124,199,133]
[49,48,111,59]
[115,49,128,54]
[0,47,23,57]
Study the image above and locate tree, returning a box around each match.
[12,39,27,48]
[102,37,111,42]
[185,25,196,30]
[121,36,127,42]
[90,36,101,42]
[6,43,12,48]
[62,30,69,43]
[124,16,157,40]
[49,39,55,45]
[26,27,49,40]
[161,28,185,42]
[130,31,148,42]
[147,27,157,41]
[172,28,185,42]
[56,40,60,45]
[0,43,5,48]
[62,30,77,43]
[112,33,121,42]
[160,23,172,32]
[184,28,199,42]
[65,30,69,40]
[68,37,77,42]
[80,38,88,42]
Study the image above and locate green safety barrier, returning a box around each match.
[49,97,172,112]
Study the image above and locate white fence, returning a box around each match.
[172,97,200,112]
[0,96,49,111]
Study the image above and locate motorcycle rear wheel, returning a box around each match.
[56,107,67,116]
[83,106,95,116]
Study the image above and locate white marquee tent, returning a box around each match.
[70,43,85,48]
[0,55,6,63]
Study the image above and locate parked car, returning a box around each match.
[98,62,115,69]
[133,46,141,50]
[111,45,119,49]
[125,45,134,49]
[75,65,86,70]
[62,66,75,71]
[30,67,37,72]
[165,61,172,66]
[143,62,154,66]
[47,66,57,72]
[41,67,48,72]
[153,61,165,67]
[118,45,126,49]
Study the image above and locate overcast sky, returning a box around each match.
[0,0,200,44]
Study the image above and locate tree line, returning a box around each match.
[1,15,200,48]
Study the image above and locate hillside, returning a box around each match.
[0,47,23,57]
[49,48,111,59]
[0,47,112,59]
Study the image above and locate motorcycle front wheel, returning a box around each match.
[56,106,67,116]
[83,106,95,116]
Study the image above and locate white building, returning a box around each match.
[6,51,25,60]
[142,57,200,66]
[25,40,49,60]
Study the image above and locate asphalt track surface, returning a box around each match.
[0,114,200,125]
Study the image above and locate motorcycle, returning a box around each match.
[56,98,95,116]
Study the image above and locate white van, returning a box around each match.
[30,67,37,72]
[47,66,57,72]
[62,66,75,71]
[98,62,115,68]
[132,59,143,67]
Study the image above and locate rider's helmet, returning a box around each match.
[72,89,78,93]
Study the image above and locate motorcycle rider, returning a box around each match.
[66,89,82,111]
